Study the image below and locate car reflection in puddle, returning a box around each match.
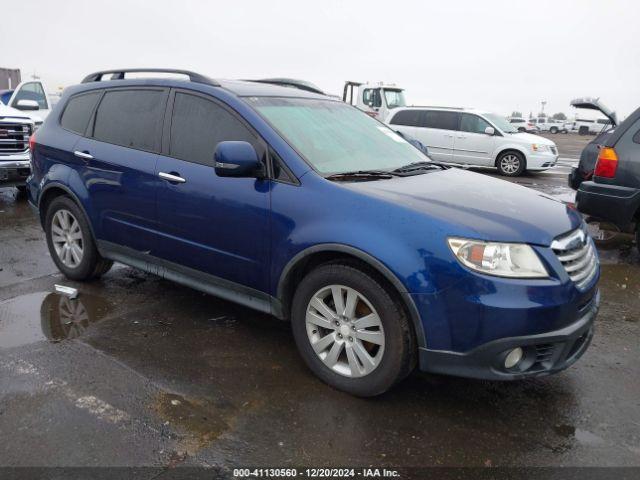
[0,291,111,348]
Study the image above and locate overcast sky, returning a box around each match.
[3,0,639,118]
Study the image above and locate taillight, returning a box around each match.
[29,131,36,152]
[594,146,618,178]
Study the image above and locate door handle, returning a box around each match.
[74,150,93,160]
[159,171,186,183]
[457,136,467,139]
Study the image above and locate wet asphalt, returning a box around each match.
[0,135,639,471]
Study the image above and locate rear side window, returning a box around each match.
[93,89,166,152]
[422,111,459,130]
[460,113,491,134]
[389,110,422,127]
[60,92,101,135]
[169,92,260,167]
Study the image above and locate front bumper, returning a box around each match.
[0,158,31,187]
[527,151,559,170]
[418,290,598,380]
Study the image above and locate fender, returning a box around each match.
[38,181,99,248]
[277,243,427,348]
[494,145,528,165]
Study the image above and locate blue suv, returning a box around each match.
[27,69,599,396]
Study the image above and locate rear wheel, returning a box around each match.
[550,127,558,134]
[45,196,113,281]
[291,263,415,397]
[496,151,526,176]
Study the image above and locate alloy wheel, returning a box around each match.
[305,285,385,378]
[51,209,84,268]
[500,154,521,175]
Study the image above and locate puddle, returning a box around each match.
[0,291,111,348]
[153,392,249,457]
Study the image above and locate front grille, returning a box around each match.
[552,228,598,290]
[0,122,31,154]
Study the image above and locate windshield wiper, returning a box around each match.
[325,170,401,181]
[392,161,447,173]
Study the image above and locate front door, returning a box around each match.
[10,81,51,119]
[453,113,496,166]
[154,90,270,293]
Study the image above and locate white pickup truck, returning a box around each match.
[0,80,52,191]
[0,79,53,128]
[0,102,34,191]
[530,117,570,134]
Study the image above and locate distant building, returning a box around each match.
[0,68,21,89]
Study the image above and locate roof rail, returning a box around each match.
[81,68,220,87]
[408,105,465,110]
[246,78,325,95]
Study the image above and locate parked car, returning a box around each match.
[388,107,559,176]
[28,68,599,396]
[575,105,639,250]
[530,117,569,134]
[508,117,539,133]
[569,98,618,191]
[0,102,34,191]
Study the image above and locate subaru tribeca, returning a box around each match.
[27,69,599,396]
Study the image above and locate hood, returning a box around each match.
[0,102,41,123]
[508,131,555,146]
[570,97,617,126]
[344,168,581,246]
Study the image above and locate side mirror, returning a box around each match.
[214,141,264,178]
[484,126,495,136]
[15,99,40,111]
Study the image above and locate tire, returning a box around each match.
[496,151,526,177]
[45,196,113,281]
[517,127,525,133]
[550,127,558,134]
[291,263,415,397]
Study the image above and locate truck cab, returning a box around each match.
[343,81,406,121]
[0,79,52,127]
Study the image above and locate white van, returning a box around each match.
[387,107,559,176]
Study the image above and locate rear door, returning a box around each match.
[153,90,270,293]
[414,110,459,163]
[72,87,167,252]
[453,113,496,166]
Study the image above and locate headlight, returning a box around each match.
[531,143,551,152]
[447,238,548,278]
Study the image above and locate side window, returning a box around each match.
[362,89,381,108]
[60,92,101,135]
[270,149,296,184]
[13,81,48,109]
[93,89,166,152]
[422,111,459,131]
[389,110,422,127]
[169,92,261,167]
[460,113,491,134]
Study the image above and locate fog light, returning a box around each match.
[504,347,524,369]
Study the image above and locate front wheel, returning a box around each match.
[550,127,558,134]
[45,196,113,281]
[291,264,415,397]
[496,151,526,176]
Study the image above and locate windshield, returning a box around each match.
[384,89,406,109]
[484,113,518,133]
[249,97,427,174]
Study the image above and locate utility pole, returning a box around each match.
[541,100,547,116]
